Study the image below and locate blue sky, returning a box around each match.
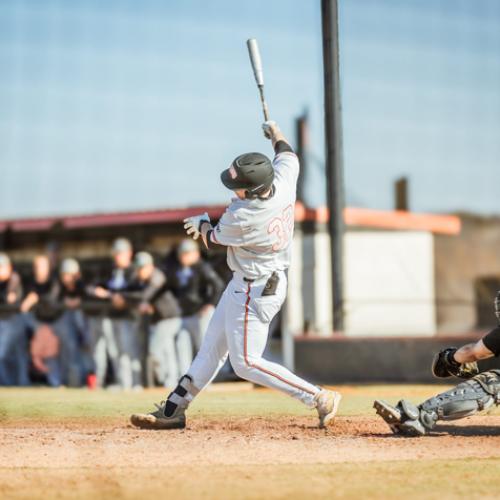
[0,0,499,218]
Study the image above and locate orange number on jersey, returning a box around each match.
[267,205,294,251]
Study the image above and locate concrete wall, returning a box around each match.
[285,230,304,335]
[344,231,436,336]
[300,231,333,336]
[295,226,436,337]
[294,336,500,384]
[435,214,500,334]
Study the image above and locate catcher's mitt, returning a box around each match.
[432,347,479,379]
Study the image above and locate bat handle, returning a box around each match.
[258,86,270,121]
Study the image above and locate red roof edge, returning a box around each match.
[63,206,227,229]
[294,203,461,235]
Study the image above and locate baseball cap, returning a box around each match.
[112,238,132,255]
[134,251,154,268]
[60,258,80,275]
[177,239,198,256]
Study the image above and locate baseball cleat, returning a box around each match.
[373,399,403,434]
[130,401,186,430]
[373,399,426,436]
[314,389,342,428]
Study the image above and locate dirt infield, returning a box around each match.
[2,415,500,469]
[1,386,500,499]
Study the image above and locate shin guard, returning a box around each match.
[419,369,500,430]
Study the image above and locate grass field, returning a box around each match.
[1,383,500,499]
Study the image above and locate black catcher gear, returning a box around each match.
[432,347,479,379]
[483,326,500,357]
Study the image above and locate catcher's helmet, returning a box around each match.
[221,152,274,199]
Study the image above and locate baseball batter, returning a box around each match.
[131,121,341,429]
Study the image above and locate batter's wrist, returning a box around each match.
[200,222,214,250]
[199,220,212,233]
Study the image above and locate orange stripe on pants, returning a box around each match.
[243,282,315,396]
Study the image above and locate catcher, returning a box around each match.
[374,291,500,436]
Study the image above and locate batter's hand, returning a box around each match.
[262,120,278,140]
[183,212,210,240]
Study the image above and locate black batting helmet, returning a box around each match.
[220,152,274,199]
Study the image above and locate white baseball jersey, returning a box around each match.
[210,151,299,280]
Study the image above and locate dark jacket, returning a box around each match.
[123,268,181,323]
[164,256,224,317]
[58,278,88,301]
[0,271,23,319]
[24,276,62,323]
[87,265,136,319]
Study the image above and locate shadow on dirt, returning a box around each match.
[433,424,500,436]
[365,424,500,438]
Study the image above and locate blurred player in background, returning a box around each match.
[57,258,89,387]
[88,238,142,389]
[129,252,191,388]
[131,120,341,430]
[0,253,27,386]
[164,239,224,355]
[374,290,500,436]
[22,254,63,386]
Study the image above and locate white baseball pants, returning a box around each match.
[187,271,319,407]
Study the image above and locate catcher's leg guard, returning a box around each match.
[419,369,500,430]
[375,370,500,436]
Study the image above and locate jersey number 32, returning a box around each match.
[267,205,294,252]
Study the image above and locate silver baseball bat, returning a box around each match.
[246,38,270,121]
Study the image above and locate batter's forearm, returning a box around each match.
[270,129,287,149]
[265,122,293,154]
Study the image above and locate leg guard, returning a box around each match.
[419,369,500,431]
[163,374,200,417]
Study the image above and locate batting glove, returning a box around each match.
[495,290,500,324]
[262,120,278,140]
[183,212,210,240]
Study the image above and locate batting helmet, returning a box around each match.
[221,152,274,199]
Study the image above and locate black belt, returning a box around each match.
[243,272,280,296]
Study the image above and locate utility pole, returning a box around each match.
[295,111,308,205]
[394,177,409,211]
[321,0,345,332]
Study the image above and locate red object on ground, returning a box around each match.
[87,374,97,390]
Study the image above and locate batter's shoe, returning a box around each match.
[314,389,342,428]
[130,400,186,430]
[373,399,426,436]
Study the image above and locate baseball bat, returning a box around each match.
[246,38,270,121]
